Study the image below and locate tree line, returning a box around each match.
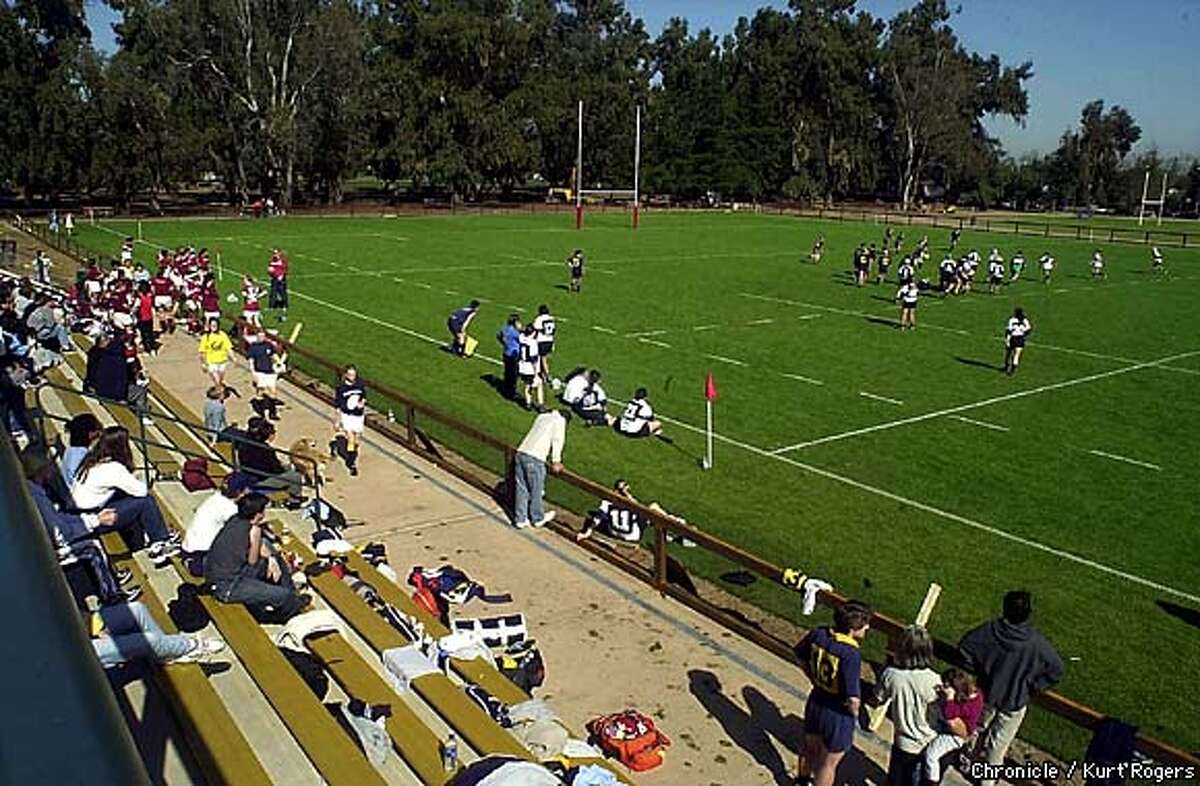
[3,0,1198,214]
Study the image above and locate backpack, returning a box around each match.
[181,458,215,492]
[464,684,512,728]
[587,710,670,772]
[498,639,546,693]
[278,647,329,700]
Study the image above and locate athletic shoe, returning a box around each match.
[115,567,134,586]
[148,539,181,568]
[101,585,142,605]
[513,520,532,530]
[349,465,358,477]
[172,637,226,664]
[533,511,556,528]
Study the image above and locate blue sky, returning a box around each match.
[85,0,1200,157]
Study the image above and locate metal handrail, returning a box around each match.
[0,432,151,785]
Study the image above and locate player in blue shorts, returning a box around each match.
[795,600,872,786]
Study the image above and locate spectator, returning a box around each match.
[83,332,149,422]
[922,668,985,785]
[267,248,289,323]
[90,601,224,668]
[205,493,305,621]
[511,408,569,529]
[617,387,663,438]
[446,299,479,357]
[61,413,102,490]
[795,600,872,786]
[22,450,138,606]
[236,417,304,501]
[496,314,521,400]
[204,385,229,441]
[198,318,232,390]
[959,591,1063,786]
[0,354,34,439]
[182,473,254,576]
[135,281,157,355]
[26,293,74,353]
[875,625,941,786]
[246,330,282,421]
[70,425,180,567]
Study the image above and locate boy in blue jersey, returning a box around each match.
[794,600,872,786]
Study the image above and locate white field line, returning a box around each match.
[693,324,720,332]
[638,338,672,349]
[591,325,617,335]
[779,372,825,386]
[192,278,1200,607]
[1088,449,1161,472]
[741,292,969,336]
[626,329,668,338]
[747,318,774,325]
[705,353,748,367]
[950,415,1009,432]
[772,349,1200,455]
[860,391,904,406]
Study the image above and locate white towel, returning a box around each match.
[801,578,833,616]
[276,609,345,651]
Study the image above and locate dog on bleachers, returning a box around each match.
[289,437,329,487]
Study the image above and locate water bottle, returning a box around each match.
[386,408,395,423]
[442,732,458,772]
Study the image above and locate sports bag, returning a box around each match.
[587,710,670,772]
[181,458,215,492]
[498,639,545,693]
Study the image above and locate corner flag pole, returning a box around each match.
[575,100,584,231]
[633,104,642,230]
[703,372,717,470]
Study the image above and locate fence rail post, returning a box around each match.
[405,405,416,446]
[653,523,668,591]
[504,447,516,518]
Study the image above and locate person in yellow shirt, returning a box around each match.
[198,318,233,390]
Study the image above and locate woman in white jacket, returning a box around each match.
[71,426,179,567]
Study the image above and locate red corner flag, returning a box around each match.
[705,371,718,401]
[703,372,717,470]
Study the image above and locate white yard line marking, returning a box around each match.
[860,391,904,406]
[741,292,969,336]
[693,324,720,332]
[1088,450,1161,472]
[771,349,1200,455]
[780,372,824,386]
[797,314,823,321]
[444,289,459,295]
[591,325,617,335]
[626,329,668,338]
[705,353,747,367]
[639,338,672,348]
[747,318,774,326]
[950,415,1009,432]
[414,282,431,289]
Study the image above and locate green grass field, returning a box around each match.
[74,211,1200,758]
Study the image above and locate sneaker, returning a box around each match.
[101,585,142,605]
[114,567,134,586]
[349,465,358,477]
[172,637,226,664]
[533,511,556,528]
[513,520,532,530]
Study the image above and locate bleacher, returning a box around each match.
[18,331,637,785]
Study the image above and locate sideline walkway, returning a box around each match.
[142,329,950,786]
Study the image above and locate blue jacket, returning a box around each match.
[498,324,520,357]
[27,480,92,546]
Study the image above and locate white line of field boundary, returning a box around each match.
[218,276,1200,606]
[1088,449,1161,471]
[860,391,904,406]
[780,372,824,386]
[771,349,1200,455]
[741,292,970,336]
[950,415,1009,433]
[705,353,748,367]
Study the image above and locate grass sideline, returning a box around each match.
[75,211,1200,758]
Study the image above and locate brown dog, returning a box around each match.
[289,437,329,487]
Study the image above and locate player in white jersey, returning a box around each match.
[987,255,1006,294]
[531,304,557,381]
[617,388,662,438]
[1003,307,1033,376]
[810,235,824,264]
[517,324,544,411]
[1151,246,1165,274]
[1009,251,1026,281]
[896,280,919,330]
[1090,249,1106,280]
[1039,252,1055,284]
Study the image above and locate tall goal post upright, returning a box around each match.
[633,104,642,230]
[575,100,584,231]
[574,101,644,231]
[1138,169,1168,227]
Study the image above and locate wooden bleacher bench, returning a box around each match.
[38,415,272,786]
[287,538,531,762]
[145,378,230,480]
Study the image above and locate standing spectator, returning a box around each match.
[48,209,59,234]
[198,318,233,390]
[794,600,872,786]
[959,591,1063,786]
[204,386,229,441]
[135,282,157,355]
[64,211,74,236]
[71,426,181,567]
[84,332,146,422]
[91,601,225,667]
[268,248,289,322]
[332,365,365,477]
[182,473,254,575]
[922,669,985,785]
[205,493,305,621]
[617,388,663,438]
[246,330,282,421]
[511,408,570,529]
[496,314,522,401]
[32,250,52,284]
[875,625,941,786]
[446,299,480,357]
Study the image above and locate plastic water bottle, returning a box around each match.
[386,409,395,423]
[442,732,458,772]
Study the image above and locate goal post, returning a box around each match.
[574,101,643,231]
[1138,170,1168,227]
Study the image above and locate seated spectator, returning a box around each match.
[205,493,306,621]
[61,413,102,491]
[922,668,985,785]
[26,292,74,354]
[570,370,614,428]
[22,450,139,606]
[90,601,224,668]
[235,417,304,501]
[182,473,254,575]
[70,425,181,567]
[1,353,34,440]
[617,387,663,438]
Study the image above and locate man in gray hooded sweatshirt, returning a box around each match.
[959,590,1063,786]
